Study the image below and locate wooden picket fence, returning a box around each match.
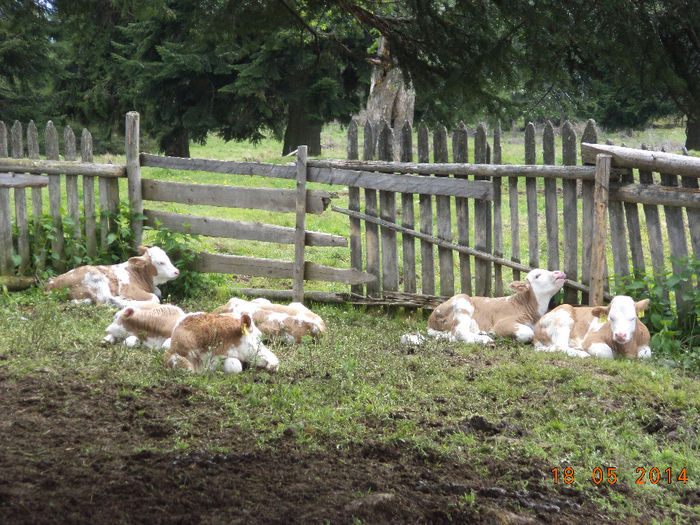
[345,118,700,309]
[1,111,698,310]
[0,119,122,280]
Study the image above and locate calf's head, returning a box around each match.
[227,313,279,372]
[592,296,650,344]
[137,246,180,285]
[510,269,567,315]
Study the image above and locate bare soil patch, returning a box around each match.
[0,373,673,523]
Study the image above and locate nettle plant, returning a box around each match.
[616,257,700,373]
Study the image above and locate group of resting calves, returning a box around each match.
[43,246,651,375]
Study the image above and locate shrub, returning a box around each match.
[616,257,700,373]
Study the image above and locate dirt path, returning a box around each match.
[0,373,665,524]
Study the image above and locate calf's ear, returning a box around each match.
[137,245,148,255]
[509,281,529,293]
[591,306,610,318]
[241,313,252,329]
[123,307,135,318]
[634,298,650,314]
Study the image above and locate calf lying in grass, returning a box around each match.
[45,246,179,308]
[163,312,279,374]
[102,303,185,349]
[215,297,326,343]
[533,295,652,359]
[402,269,566,345]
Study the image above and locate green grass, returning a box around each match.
[0,287,697,521]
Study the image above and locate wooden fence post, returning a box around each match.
[524,122,539,269]
[543,121,559,272]
[492,121,504,296]
[378,120,399,293]
[11,121,29,274]
[46,121,66,272]
[400,120,416,293]
[580,119,598,303]
[82,129,97,258]
[590,153,611,306]
[418,121,434,295]
[126,111,143,248]
[474,123,491,296]
[347,119,363,295]
[64,126,81,242]
[363,121,380,297]
[453,121,472,295]
[434,122,454,297]
[0,121,8,274]
[28,121,45,270]
[561,121,579,304]
[293,145,308,302]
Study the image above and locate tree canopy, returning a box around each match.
[1,0,698,151]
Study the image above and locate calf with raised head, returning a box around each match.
[215,297,326,343]
[404,269,567,345]
[533,295,651,359]
[164,312,279,374]
[45,246,179,308]
[103,303,185,349]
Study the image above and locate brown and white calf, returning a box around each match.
[533,295,651,359]
[45,246,179,308]
[402,269,567,345]
[102,303,186,349]
[215,297,326,343]
[164,312,279,374]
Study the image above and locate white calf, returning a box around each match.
[103,303,186,349]
[404,269,566,345]
[215,297,326,343]
[164,312,279,374]
[45,246,179,308]
[533,296,651,359]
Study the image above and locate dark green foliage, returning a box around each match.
[616,258,700,374]
[0,0,54,122]
[145,221,222,302]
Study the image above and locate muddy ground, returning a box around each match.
[0,373,687,524]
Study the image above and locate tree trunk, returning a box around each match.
[283,103,322,156]
[365,37,415,129]
[686,118,700,151]
[163,127,190,158]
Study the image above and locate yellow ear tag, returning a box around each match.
[638,310,644,318]
[242,325,248,336]
[599,313,608,323]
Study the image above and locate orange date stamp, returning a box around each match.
[551,466,688,485]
